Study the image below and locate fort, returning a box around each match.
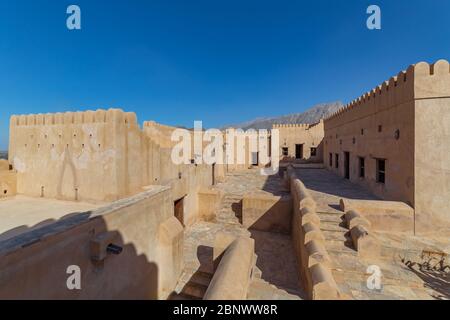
[0,59,448,300]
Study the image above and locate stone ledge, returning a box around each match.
[340,198,414,234]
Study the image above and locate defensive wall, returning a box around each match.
[324,60,450,233]
[0,186,182,299]
[6,109,224,228]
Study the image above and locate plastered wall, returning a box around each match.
[273,121,324,163]
[0,159,16,199]
[7,109,218,227]
[413,61,450,233]
[324,60,450,233]
[0,186,183,299]
[8,109,151,202]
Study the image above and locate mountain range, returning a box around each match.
[221,102,344,130]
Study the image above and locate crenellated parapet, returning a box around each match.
[273,123,312,129]
[325,59,450,124]
[10,108,138,127]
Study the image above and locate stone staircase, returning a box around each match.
[248,264,304,300]
[214,193,242,226]
[172,170,306,300]
[170,269,214,300]
[315,210,442,299]
[316,211,355,254]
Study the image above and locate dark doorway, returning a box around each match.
[252,152,259,166]
[376,159,386,184]
[212,163,216,185]
[268,136,272,157]
[295,144,303,159]
[344,152,350,179]
[174,197,185,227]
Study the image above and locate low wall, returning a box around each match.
[288,166,340,300]
[242,192,292,234]
[163,162,214,228]
[198,188,223,222]
[0,185,184,299]
[340,198,414,234]
[204,235,255,300]
[0,159,16,199]
[0,171,16,200]
[292,163,325,169]
[344,209,380,259]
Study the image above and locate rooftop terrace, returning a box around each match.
[0,195,100,242]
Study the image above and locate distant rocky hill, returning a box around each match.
[222,102,343,130]
[0,151,8,160]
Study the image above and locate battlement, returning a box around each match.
[325,59,450,123]
[10,108,138,127]
[143,121,170,129]
[272,123,311,129]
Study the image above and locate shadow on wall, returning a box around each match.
[168,245,214,300]
[231,200,243,224]
[242,173,306,298]
[250,229,306,299]
[261,172,289,196]
[0,211,160,299]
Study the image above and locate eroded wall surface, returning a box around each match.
[8,109,151,202]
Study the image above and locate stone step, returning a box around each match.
[189,271,213,287]
[169,292,201,300]
[215,214,238,220]
[222,197,242,202]
[223,196,242,200]
[181,281,208,299]
[215,221,240,226]
[247,278,303,300]
[276,287,305,299]
[321,230,348,242]
[325,242,356,255]
[198,262,215,276]
[252,265,263,279]
[215,215,238,219]
[317,211,343,217]
[320,221,348,232]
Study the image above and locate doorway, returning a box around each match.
[344,152,350,179]
[295,144,303,159]
[174,197,185,227]
[251,152,259,166]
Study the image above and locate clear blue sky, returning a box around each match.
[1,0,449,149]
